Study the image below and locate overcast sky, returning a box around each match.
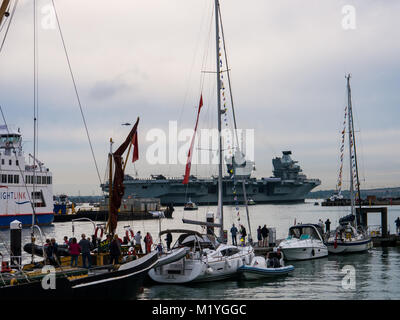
[0,0,399,195]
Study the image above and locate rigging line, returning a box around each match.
[218,5,239,149]
[51,0,102,187]
[33,0,37,231]
[0,0,18,54]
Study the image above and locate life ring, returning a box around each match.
[95,226,104,239]
[125,228,134,241]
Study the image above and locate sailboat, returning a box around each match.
[148,0,254,284]
[0,1,158,299]
[325,75,372,254]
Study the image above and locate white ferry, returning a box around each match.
[0,127,53,228]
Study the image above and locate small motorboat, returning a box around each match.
[238,252,294,280]
[278,224,328,260]
[184,198,198,211]
[247,198,256,205]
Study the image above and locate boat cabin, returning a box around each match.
[287,224,324,241]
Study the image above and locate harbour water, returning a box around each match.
[1,200,399,300]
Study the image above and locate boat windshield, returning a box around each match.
[173,233,216,250]
[289,226,321,240]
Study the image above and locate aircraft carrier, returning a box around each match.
[103,151,320,206]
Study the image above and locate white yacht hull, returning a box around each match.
[148,245,254,284]
[326,238,372,254]
[280,246,328,261]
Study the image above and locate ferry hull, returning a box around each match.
[0,213,53,228]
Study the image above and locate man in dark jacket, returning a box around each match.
[261,225,269,247]
[165,232,173,251]
[230,224,238,246]
[110,234,122,264]
[325,219,331,234]
[79,234,93,269]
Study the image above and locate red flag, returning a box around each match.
[334,233,338,249]
[132,131,139,163]
[183,94,203,184]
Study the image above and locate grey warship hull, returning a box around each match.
[120,177,320,206]
[104,151,321,206]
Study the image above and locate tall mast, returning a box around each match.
[106,138,113,234]
[215,0,224,239]
[347,74,362,225]
[346,74,356,224]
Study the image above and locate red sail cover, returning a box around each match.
[132,131,139,163]
[109,117,140,233]
[183,94,203,184]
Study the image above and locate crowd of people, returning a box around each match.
[43,229,156,269]
[230,223,270,247]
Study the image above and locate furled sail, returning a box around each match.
[183,94,203,184]
[108,117,139,234]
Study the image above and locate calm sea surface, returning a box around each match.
[1,200,399,300]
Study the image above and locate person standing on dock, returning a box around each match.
[135,231,143,254]
[79,234,92,269]
[68,238,80,267]
[318,219,325,233]
[257,226,262,247]
[110,234,121,265]
[395,217,400,235]
[240,225,247,245]
[230,224,238,246]
[261,225,269,247]
[144,232,153,254]
[165,232,173,251]
[325,219,331,234]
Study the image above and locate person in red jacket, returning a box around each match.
[68,237,81,267]
[144,232,153,254]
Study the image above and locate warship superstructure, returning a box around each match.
[102,151,320,206]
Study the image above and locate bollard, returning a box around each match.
[10,220,22,267]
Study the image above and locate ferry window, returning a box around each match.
[1,174,6,183]
[37,176,41,184]
[14,175,19,184]
[49,176,52,184]
[9,159,11,165]
[7,175,13,183]
[1,159,4,165]
[16,160,19,166]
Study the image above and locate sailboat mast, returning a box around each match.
[107,138,113,234]
[347,74,362,225]
[215,0,224,239]
[346,74,356,222]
